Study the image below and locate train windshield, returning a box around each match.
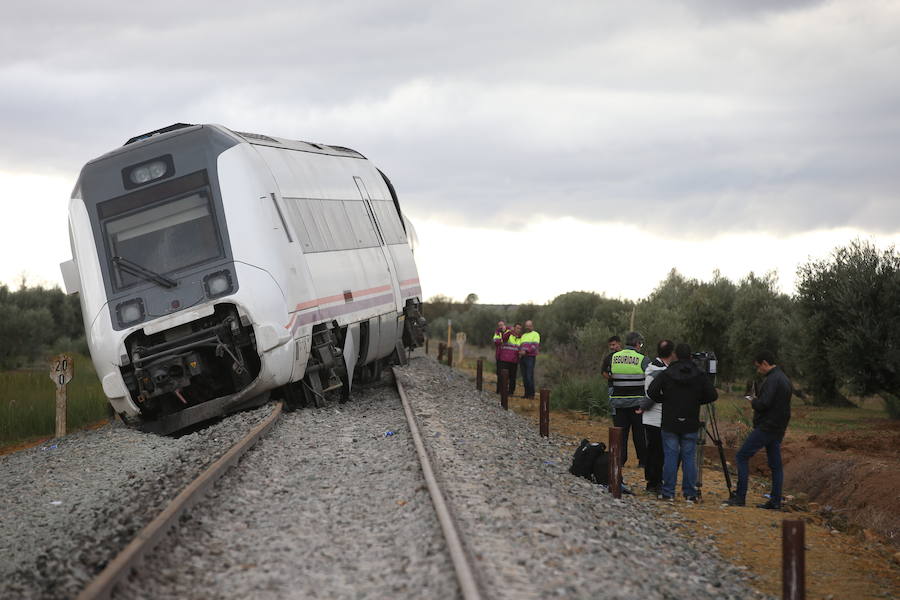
[105,191,222,289]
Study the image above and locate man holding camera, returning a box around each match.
[647,343,718,501]
[726,350,792,510]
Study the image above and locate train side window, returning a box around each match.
[297,199,328,251]
[282,197,316,252]
[344,201,380,248]
[311,200,351,250]
[372,200,406,244]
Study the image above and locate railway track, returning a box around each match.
[76,367,485,599]
[2,357,760,599]
[77,402,284,600]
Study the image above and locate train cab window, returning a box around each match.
[104,191,221,288]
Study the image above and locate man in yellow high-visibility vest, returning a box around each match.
[518,320,541,399]
[609,331,650,467]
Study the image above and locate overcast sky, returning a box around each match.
[2,0,899,303]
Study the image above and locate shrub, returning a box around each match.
[551,374,609,417]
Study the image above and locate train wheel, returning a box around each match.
[302,371,326,408]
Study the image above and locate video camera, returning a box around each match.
[691,351,718,386]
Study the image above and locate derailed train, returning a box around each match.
[60,123,425,434]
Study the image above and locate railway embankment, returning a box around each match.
[2,356,764,599]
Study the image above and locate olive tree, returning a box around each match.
[796,240,900,415]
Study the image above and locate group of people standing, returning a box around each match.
[492,320,541,399]
[602,331,793,508]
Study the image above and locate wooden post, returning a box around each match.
[609,426,623,498]
[500,369,509,410]
[476,359,483,391]
[50,353,74,438]
[447,345,453,368]
[783,520,806,600]
[539,388,550,437]
[438,342,445,362]
[425,338,429,355]
[446,320,452,350]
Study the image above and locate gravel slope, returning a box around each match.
[116,379,458,599]
[1,356,768,599]
[0,404,275,599]
[394,357,767,600]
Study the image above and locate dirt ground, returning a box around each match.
[437,346,900,600]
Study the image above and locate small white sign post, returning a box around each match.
[50,353,74,438]
[456,332,467,365]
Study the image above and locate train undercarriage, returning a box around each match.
[118,300,426,434]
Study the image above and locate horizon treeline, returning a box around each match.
[0,283,86,370]
[424,239,900,417]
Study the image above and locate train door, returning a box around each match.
[354,177,403,313]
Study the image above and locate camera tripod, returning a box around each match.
[695,402,733,501]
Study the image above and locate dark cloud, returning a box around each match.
[1,0,898,236]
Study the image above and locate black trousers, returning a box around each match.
[498,361,518,395]
[613,406,647,466]
[643,424,664,488]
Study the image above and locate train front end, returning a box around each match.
[61,124,291,434]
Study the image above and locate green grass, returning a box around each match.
[551,374,610,417]
[0,353,109,446]
[713,390,886,434]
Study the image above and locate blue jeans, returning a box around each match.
[661,430,698,498]
[735,428,783,503]
[520,355,536,397]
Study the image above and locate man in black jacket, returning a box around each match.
[726,350,792,509]
[647,343,718,501]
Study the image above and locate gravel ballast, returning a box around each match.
[0,404,276,599]
[117,379,458,599]
[393,357,767,600]
[2,355,767,599]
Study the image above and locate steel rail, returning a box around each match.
[392,367,485,600]
[77,401,283,600]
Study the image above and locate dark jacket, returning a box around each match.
[647,359,718,434]
[752,366,792,435]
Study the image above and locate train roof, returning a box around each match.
[86,123,367,167]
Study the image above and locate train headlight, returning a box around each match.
[122,155,174,189]
[116,298,145,326]
[130,161,167,184]
[203,270,233,298]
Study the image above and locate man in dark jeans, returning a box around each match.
[725,350,792,510]
[647,343,718,501]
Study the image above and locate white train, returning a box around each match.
[60,123,425,433]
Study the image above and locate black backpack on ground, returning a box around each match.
[569,439,609,485]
